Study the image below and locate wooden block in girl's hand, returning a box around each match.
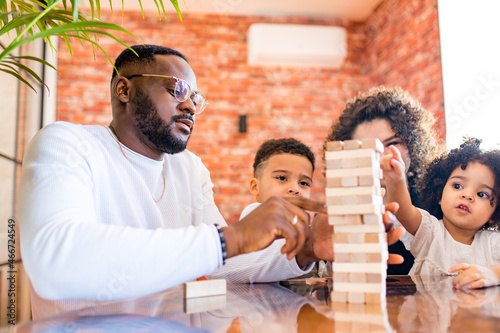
[184,279,226,298]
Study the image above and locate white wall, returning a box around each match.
[438,0,500,150]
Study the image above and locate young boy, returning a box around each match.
[240,138,316,220]
[241,138,332,277]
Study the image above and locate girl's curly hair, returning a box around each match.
[325,86,439,188]
[418,137,500,228]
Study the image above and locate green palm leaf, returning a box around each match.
[0,0,183,92]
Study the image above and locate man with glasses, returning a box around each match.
[19,44,403,301]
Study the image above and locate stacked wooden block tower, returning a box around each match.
[325,138,388,305]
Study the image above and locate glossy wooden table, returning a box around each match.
[12,275,500,332]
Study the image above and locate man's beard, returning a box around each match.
[133,87,194,155]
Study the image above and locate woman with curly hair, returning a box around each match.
[325,86,440,274]
[382,138,500,289]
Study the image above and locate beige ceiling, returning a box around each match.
[118,0,384,21]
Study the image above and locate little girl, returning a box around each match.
[381,138,500,289]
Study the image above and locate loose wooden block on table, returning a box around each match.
[184,279,226,298]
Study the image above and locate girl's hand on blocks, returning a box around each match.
[380,146,406,184]
[449,263,500,290]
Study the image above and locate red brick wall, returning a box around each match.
[56,0,444,224]
[364,0,445,137]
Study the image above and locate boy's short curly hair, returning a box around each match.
[325,86,439,188]
[418,137,500,228]
[253,138,315,177]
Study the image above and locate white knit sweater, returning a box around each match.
[19,122,308,300]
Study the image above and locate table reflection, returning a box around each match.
[15,276,500,333]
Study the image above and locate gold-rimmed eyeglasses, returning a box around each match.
[126,74,208,114]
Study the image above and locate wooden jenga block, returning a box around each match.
[363,214,383,224]
[330,290,348,302]
[325,149,376,161]
[326,141,344,151]
[333,223,385,234]
[341,155,378,169]
[359,175,381,186]
[332,234,349,243]
[349,253,368,263]
[333,272,349,282]
[347,233,365,243]
[326,194,382,206]
[365,233,387,243]
[349,273,367,283]
[340,195,358,205]
[366,273,384,283]
[328,203,384,216]
[343,139,362,150]
[334,252,350,262]
[184,279,226,298]
[348,292,365,304]
[327,177,342,188]
[360,138,384,153]
[366,253,385,263]
[326,159,343,169]
[326,166,378,179]
[341,176,358,187]
[333,242,387,253]
[326,195,344,205]
[332,262,387,274]
[326,185,380,197]
[328,215,363,225]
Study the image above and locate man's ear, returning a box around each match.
[249,178,259,196]
[113,77,131,103]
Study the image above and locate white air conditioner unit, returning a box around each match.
[247,23,347,69]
